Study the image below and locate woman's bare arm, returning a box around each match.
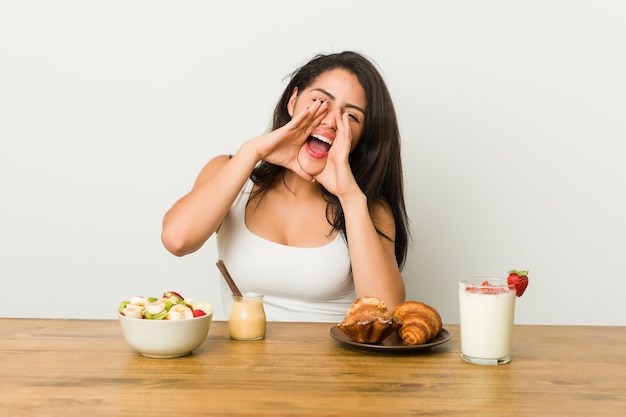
[314,111,405,309]
[342,194,406,310]
[161,144,259,256]
[161,100,329,256]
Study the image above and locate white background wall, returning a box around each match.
[1,1,625,325]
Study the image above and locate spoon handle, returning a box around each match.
[216,260,243,297]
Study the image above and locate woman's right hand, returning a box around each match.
[162,100,328,256]
[250,99,328,180]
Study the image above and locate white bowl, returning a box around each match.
[118,310,213,358]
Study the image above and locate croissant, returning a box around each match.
[341,296,393,324]
[392,301,442,345]
[337,296,401,344]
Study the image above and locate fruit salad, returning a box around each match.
[118,291,208,320]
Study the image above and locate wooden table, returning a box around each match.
[1,319,624,416]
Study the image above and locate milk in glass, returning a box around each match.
[458,279,516,365]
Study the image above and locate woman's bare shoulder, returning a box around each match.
[194,154,233,184]
[370,199,396,239]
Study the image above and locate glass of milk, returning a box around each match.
[458,278,516,365]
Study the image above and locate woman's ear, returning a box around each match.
[287,87,298,117]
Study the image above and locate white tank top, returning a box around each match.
[217,179,355,322]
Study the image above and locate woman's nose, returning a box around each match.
[320,107,340,130]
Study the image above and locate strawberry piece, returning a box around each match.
[192,309,206,317]
[507,269,529,297]
[163,291,185,302]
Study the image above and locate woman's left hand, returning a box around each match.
[313,112,361,199]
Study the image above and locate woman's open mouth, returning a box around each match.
[306,133,332,158]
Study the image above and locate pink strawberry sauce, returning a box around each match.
[465,280,511,295]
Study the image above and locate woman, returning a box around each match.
[162,51,409,321]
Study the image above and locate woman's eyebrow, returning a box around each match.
[311,88,366,115]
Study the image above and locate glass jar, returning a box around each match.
[228,292,266,340]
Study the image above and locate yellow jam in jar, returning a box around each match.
[228,293,266,340]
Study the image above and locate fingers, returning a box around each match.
[311,100,330,125]
[331,111,352,156]
[290,99,329,130]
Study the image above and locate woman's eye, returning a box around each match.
[346,112,361,123]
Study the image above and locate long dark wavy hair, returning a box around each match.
[250,51,410,268]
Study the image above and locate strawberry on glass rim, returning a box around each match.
[507,270,529,297]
